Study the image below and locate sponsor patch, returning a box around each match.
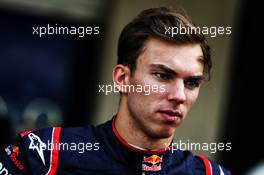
[28,133,47,165]
[4,145,24,171]
[142,155,163,172]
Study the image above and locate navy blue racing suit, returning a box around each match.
[0,116,230,175]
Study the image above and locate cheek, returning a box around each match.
[185,90,199,107]
[127,79,164,112]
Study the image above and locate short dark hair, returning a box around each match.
[117,7,212,80]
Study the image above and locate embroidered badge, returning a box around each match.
[28,133,47,165]
[142,154,163,172]
[5,145,25,170]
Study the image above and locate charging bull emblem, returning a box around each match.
[142,154,163,172]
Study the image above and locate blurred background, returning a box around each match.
[0,0,262,174]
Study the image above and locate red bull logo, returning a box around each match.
[142,155,163,172]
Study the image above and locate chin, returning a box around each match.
[151,126,175,139]
[160,130,174,138]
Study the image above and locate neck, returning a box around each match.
[114,102,173,151]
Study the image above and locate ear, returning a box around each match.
[112,64,131,93]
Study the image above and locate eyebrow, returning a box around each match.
[149,63,205,81]
[149,63,176,75]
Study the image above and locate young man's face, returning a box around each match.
[125,37,204,139]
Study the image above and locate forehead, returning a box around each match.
[137,37,204,74]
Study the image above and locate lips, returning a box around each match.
[158,110,183,122]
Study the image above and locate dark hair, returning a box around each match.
[117,7,212,80]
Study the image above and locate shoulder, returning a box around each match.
[18,126,96,174]
[0,122,110,175]
[19,126,95,150]
[0,127,64,174]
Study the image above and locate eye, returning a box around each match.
[184,79,200,89]
[153,72,171,80]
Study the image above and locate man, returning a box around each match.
[0,7,230,175]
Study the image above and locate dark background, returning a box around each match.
[0,0,262,174]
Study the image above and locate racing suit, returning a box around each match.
[0,116,230,175]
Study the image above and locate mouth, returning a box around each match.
[158,110,183,123]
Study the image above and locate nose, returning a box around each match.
[167,79,186,104]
